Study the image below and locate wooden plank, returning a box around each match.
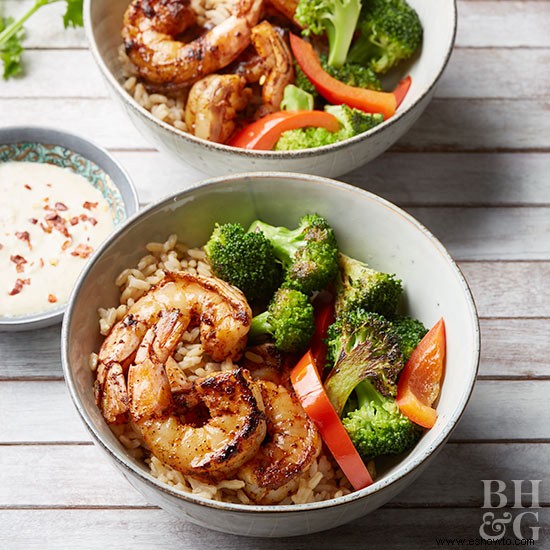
[1,380,549,443]
[348,152,550,206]
[479,319,550,379]
[457,1,550,48]
[0,51,107,99]
[3,48,549,101]
[397,98,550,151]
[1,508,548,549]
[1,443,547,508]
[436,48,550,100]
[407,206,550,261]
[2,97,548,151]
[460,262,550,318]
[0,445,147,507]
[0,325,63,380]
[0,381,89,443]
[112,150,550,207]
[451,380,550,441]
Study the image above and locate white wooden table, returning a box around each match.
[1,1,549,547]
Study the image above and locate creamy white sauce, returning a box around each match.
[0,162,115,317]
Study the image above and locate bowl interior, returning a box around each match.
[86,0,456,155]
[0,127,138,330]
[64,173,479,512]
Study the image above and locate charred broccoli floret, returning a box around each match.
[249,214,339,295]
[348,0,423,74]
[325,310,404,414]
[335,253,403,318]
[343,379,422,459]
[391,316,427,360]
[249,288,315,353]
[295,0,362,67]
[204,223,282,303]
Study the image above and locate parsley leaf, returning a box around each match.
[0,17,25,80]
[63,0,83,29]
[0,0,83,80]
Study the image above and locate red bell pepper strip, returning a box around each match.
[291,350,374,491]
[290,34,411,120]
[396,318,446,429]
[310,293,335,373]
[228,110,340,150]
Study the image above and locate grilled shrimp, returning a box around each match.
[95,271,252,424]
[251,21,294,117]
[185,74,251,142]
[238,380,322,504]
[122,0,264,85]
[267,0,299,24]
[129,354,267,478]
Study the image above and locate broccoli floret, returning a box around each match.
[295,63,319,96]
[248,214,339,295]
[326,104,384,136]
[343,379,422,459]
[275,105,383,151]
[325,311,404,414]
[249,288,315,353]
[348,0,423,74]
[295,0,362,67]
[335,253,403,318]
[275,126,340,151]
[204,223,282,303]
[280,84,314,111]
[391,316,427,361]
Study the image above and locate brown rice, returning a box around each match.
[94,233,363,505]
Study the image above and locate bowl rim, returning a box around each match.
[84,0,457,158]
[61,171,480,514]
[0,125,139,331]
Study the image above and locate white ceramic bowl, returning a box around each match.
[85,0,456,177]
[0,126,139,331]
[62,173,479,537]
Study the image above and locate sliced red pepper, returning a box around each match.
[229,110,340,150]
[310,292,335,373]
[290,34,411,120]
[396,318,446,429]
[291,350,373,491]
[393,76,412,109]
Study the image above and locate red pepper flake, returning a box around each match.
[69,217,79,226]
[61,239,72,251]
[10,254,27,273]
[88,217,98,226]
[39,258,44,268]
[55,202,68,211]
[46,183,52,188]
[8,278,30,296]
[15,231,32,250]
[24,184,32,190]
[40,222,52,234]
[71,244,94,259]
[48,294,58,303]
[44,213,70,238]
[29,218,38,225]
[0,243,3,250]
[83,201,98,210]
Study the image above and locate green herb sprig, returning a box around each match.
[0,0,83,80]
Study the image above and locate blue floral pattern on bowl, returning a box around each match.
[0,142,126,225]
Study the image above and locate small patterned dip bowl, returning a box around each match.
[0,126,139,331]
